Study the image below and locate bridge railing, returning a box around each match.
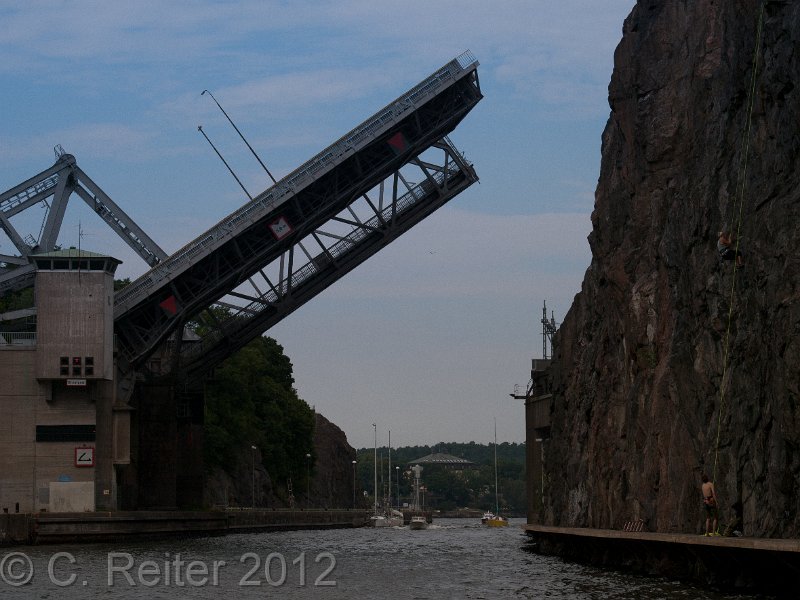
[0,173,60,213]
[114,51,478,314]
[0,332,36,347]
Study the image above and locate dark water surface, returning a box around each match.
[0,518,758,598]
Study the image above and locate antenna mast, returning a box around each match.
[541,300,557,359]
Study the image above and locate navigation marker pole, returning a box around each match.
[202,90,277,184]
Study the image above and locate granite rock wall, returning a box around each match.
[544,0,800,537]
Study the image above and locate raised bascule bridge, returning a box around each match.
[0,52,482,510]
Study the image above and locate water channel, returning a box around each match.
[1,518,759,598]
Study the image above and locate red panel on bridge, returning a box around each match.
[387,131,409,154]
[159,295,178,315]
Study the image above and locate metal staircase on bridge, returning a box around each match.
[112,51,483,377]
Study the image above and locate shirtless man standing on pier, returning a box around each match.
[701,474,719,536]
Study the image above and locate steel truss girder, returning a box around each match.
[114,54,482,370]
[0,152,167,296]
[171,138,477,380]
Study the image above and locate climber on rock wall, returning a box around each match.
[718,231,745,268]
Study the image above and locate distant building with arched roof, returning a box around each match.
[406,452,474,470]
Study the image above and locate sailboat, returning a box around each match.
[370,425,403,527]
[484,418,509,527]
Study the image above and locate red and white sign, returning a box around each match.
[74,447,95,467]
[268,216,292,240]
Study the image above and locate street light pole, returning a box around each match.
[251,445,257,509]
[306,453,312,505]
[352,460,357,509]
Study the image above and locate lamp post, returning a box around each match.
[305,453,312,505]
[352,460,357,509]
[251,445,257,509]
[395,466,400,509]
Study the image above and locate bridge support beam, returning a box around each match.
[126,381,205,510]
[134,383,178,509]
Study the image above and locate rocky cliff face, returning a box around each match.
[544,0,800,537]
[309,413,358,509]
[204,412,356,509]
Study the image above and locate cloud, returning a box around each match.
[0,124,157,165]
[190,68,395,120]
[322,208,591,300]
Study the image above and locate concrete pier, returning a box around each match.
[1,509,372,546]
[523,524,800,596]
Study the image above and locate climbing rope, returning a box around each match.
[712,2,766,485]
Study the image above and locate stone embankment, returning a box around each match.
[1,509,372,546]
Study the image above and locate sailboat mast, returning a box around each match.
[373,423,378,516]
[494,417,500,515]
[388,430,392,509]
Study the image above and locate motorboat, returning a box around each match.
[484,514,509,527]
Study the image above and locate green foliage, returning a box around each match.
[0,286,34,312]
[188,305,234,337]
[204,336,315,485]
[114,278,131,291]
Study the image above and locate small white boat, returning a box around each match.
[370,513,403,527]
[369,423,403,527]
[409,515,428,530]
[385,509,405,527]
[370,426,403,527]
[370,515,388,527]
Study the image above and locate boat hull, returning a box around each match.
[485,517,509,528]
[371,516,403,527]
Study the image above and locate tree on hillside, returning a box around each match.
[204,336,315,488]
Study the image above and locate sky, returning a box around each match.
[0,1,635,449]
